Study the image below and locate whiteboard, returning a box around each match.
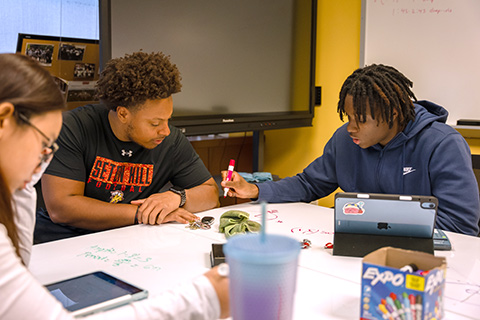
[361,0,480,125]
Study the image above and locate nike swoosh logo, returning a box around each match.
[403,168,416,176]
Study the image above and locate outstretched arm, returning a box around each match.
[42,175,219,230]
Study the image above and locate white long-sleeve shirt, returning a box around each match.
[7,169,222,320]
[8,163,222,320]
[12,178,37,266]
[0,225,220,320]
[12,163,46,266]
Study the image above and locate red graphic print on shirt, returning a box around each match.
[87,156,154,193]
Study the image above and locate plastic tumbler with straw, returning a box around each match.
[223,202,301,320]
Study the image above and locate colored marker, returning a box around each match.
[387,295,405,320]
[400,263,419,273]
[378,304,394,320]
[415,295,422,320]
[408,294,416,320]
[390,293,406,320]
[223,159,235,197]
[381,299,401,320]
[401,292,412,320]
[390,292,407,319]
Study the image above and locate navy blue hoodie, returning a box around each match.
[258,101,480,236]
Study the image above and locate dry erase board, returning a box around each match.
[360,0,480,125]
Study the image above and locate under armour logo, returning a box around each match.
[121,149,133,157]
[403,167,416,176]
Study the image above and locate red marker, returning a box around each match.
[409,294,416,320]
[223,159,235,197]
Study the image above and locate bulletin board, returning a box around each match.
[360,0,480,127]
[16,33,100,110]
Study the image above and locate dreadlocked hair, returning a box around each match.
[337,64,417,128]
[96,51,182,111]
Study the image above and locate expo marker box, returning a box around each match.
[360,247,446,320]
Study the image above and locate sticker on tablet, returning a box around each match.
[342,201,365,215]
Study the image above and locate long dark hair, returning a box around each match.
[0,53,65,261]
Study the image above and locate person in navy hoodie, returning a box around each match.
[222,64,480,236]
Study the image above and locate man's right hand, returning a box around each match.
[220,171,259,199]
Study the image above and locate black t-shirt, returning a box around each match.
[45,104,212,204]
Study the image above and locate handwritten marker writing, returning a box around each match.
[223,159,235,197]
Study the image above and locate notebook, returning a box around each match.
[333,192,438,256]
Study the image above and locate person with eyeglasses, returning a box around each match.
[18,112,59,163]
[0,53,229,319]
[36,51,220,243]
[12,112,59,265]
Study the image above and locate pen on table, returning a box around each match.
[223,159,235,197]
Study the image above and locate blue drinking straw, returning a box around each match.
[261,201,266,243]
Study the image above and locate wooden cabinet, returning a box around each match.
[189,135,253,206]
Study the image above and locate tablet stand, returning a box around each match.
[332,232,434,257]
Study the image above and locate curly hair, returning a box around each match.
[337,64,417,129]
[96,51,182,111]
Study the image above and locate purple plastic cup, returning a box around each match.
[223,233,301,320]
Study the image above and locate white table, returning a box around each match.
[30,202,480,319]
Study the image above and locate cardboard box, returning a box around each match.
[360,247,446,320]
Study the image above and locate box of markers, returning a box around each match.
[360,247,446,320]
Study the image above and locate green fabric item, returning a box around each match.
[219,210,261,238]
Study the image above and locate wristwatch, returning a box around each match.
[169,186,186,207]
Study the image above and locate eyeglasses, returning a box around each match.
[17,112,59,164]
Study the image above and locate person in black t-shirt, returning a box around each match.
[36,52,220,243]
